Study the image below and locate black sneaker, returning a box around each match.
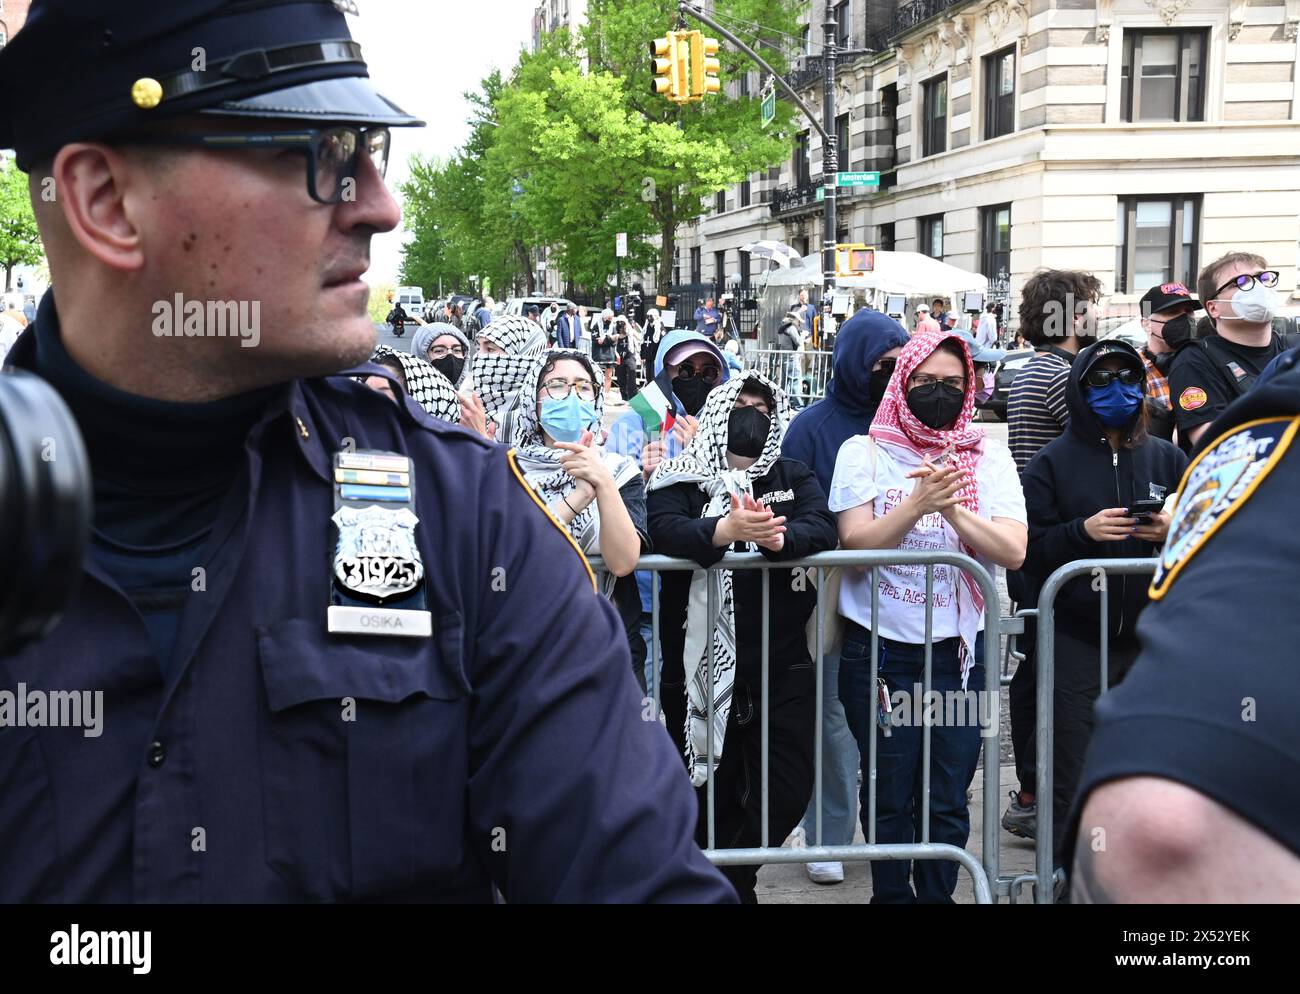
[1001,790,1037,840]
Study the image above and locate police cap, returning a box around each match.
[0,0,423,170]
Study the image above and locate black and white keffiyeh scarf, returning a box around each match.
[511,349,641,598]
[646,371,790,786]
[371,344,460,424]
[469,315,549,435]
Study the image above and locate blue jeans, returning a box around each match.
[839,621,985,904]
[798,650,860,848]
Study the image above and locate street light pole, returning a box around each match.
[821,3,838,339]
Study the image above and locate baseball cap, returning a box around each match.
[916,303,930,314]
[1140,281,1201,317]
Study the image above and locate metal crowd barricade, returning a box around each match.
[749,349,832,405]
[592,548,1003,905]
[1020,557,1158,905]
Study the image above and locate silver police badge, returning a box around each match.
[332,504,424,601]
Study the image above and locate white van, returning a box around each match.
[395,286,425,313]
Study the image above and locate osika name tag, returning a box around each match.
[1150,416,1300,599]
[328,449,432,638]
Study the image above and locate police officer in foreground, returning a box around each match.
[0,0,735,903]
[1066,356,1300,901]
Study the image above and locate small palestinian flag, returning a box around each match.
[629,366,677,439]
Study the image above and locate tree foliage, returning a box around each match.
[0,157,44,292]
[400,0,800,297]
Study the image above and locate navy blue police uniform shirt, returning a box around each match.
[0,304,737,904]
[1063,361,1300,864]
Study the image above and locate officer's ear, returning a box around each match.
[49,143,146,274]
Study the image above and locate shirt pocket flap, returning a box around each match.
[256,615,468,712]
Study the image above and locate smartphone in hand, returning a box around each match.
[1125,498,1165,524]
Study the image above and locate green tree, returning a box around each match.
[0,157,44,292]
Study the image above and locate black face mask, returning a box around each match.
[672,375,712,416]
[906,382,965,430]
[868,365,894,405]
[727,406,771,459]
[432,355,465,385]
[1157,313,1194,350]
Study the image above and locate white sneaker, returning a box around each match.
[806,861,844,885]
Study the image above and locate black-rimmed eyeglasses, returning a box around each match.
[116,125,391,205]
[1212,270,1279,300]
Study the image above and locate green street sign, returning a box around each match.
[760,90,776,127]
[837,171,880,187]
[816,187,824,202]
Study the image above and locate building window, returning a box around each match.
[673,251,682,286]
[740,251,751,291]
[920,214,944,259]
[835,112,850,171]
[795,236,810,259]
[801,25,811,55]
[983,46,1016,140]
[879,221,895,252]
[1115,196,1200,294]
[1121,30,1207,123]
[879,82,898,164]
[740,71,751,98]
[690,246,701,284]
[716,190,726,214]
[979,203,1012,282]
[714,250,727,290]
[834,1,851,48]
[922,75,947,157]
[794,130,811,186]
[740,178,751,207]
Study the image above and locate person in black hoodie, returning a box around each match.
[647,371,838,903]
[1020,339,1188,866]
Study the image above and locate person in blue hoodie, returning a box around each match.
[779,308,908,884]
[608,330,732,694]
[1019,340,1188,868]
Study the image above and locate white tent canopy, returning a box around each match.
[758,250,988,294]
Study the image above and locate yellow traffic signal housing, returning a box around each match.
[690,32,721,99]
[835,243,876,277]
[649,32,690,102]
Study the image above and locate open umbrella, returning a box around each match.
[741,240,802,268]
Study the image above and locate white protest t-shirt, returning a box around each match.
[828,435,1026,643]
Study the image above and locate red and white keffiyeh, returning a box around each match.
[869,327,987,686]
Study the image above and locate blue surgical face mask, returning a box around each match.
[1086,380,1144,427]
[540,393,599,443]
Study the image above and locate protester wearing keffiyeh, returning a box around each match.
[648,371,790,786]
[868,327,987,685]
[470,314,549,436]
[370,344,460,424]
[511,348,652,688]
[647,371,837,903]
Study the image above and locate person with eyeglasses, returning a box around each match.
[1019,339,1187,874]
[830,328,1027,903]
[1169,253,1294,452]
[779,307,908,885]
[510,350,652,691]
[411,322,471,390]
[0,0,735,905]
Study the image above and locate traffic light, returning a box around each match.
[649,32,688,102]
[690,32,721,99]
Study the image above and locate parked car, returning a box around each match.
[504,296,576,318]
[983,347,1035,422]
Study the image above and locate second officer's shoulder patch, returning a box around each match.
[1150,416,1300,600]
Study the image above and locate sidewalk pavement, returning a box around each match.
[755,764,1039,904]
